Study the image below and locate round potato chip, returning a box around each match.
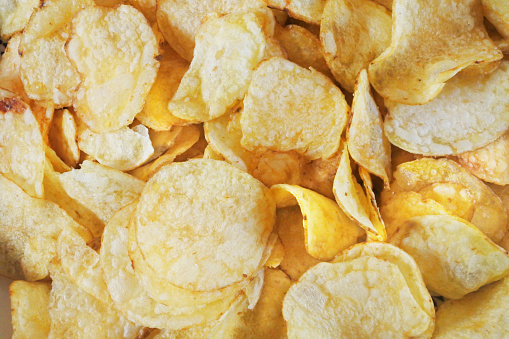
[241,57,348,160]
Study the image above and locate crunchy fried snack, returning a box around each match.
[263,0,325,25]
[10,281,51,339]
[0,0,39,39]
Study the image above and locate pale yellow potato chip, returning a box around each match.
[48,109,80,168]
[320,0,391,92]
[59,160,144,225]
[31,102,53,145]
[482,0,509,39]
[129,0,156,23]
[300,150,341,199]
[0,93,45,198]
[168,10,278,123]
[77,124,154,171]
[19,0,92,107]
[333,143,387,241]
[391,214,509,299]
[274,24,332,79]
[456,131,509,185]
[264,236,284,268]
[433,277,509,338]
[145,126,182,163]
[417,182,476,221]
[348,69,391,186]
[263,0,324,25]
[384,61,509,156]
[203,145,224,160]
[156,0,267,61]
[369,0,502,104]
[374,0,392,9]
[0,33,25,96]
[135,44,189,130]
[270,184,363,260]
[0,173,92,280]
[67,5,159,132]
[241,57,348,160]
[44,145,72,173]
[0,0,39,39]
[387,158,508,243]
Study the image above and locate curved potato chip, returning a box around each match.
[300,151,341,199]
[482,0,509,39]
[78,124,154,171]
[387,158,507,243]
[156,0,267,61]
[0,33,25,96]
[19,0,92,106]
[241,57,347,160]
[384,61,509,156]
[348,69,391,186]
[48,109,80,168]
[270,184,363,260]
[489,183,509,223]
[263,0,324,25]
[145,126,182,163]
[320,0,391,92]
[67,5,159,132]
[168,10,278,123]
[10,281,51,339]
[433,277,509,338]
[456,131,509,185]
[391,214,509,299]
[417,182,476,221]
[45,145,72,173]
[129,0,156,23]
[369,0,502,104]
[374,0,392,9]
[0,0,39,39]
[0,94,44,198]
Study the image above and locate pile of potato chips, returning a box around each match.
[1,0,509,337]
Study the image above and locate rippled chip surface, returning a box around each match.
[0,0,39,39]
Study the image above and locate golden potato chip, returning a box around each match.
[156,0,267,61]
[48,109,80,168]
[387,158,508,243]
[320,0,391,92]
[10,280,51,339]
[417,182,476,221]
[283,255,434,338]
[77,124,154,171]
[489,183,509,227]
[263,0,324,25]
[348,69,391,186]
[391,215,509,299]
[145,126,182,163]
[274,24,332,78]
[0,93,45,198]
[369,0,502,104]
[0,173,92,280]
[129,0,156,23]
[374,0,392,9]
[19,0,91,107]
[59,160,144,225]
[0,0,39,39]
[482,0,509,39]
[433,277,509,338]
[48,262,144,338]
[241,57,347,160]
[270,184,363,260]
[168,10,278,123]
[384,61,509,156]
[271,8,288,26]
[333,143,387,241]
[203,145,225,161]
[456,131,509,185]
[66,5,159,132]
[45,145,72,173]
[135,44,189,130]
[0,33,25,96]
[300,151,341,199]
[173,125,209,161]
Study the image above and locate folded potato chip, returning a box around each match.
[241,57,348,160]
[263,0,324,25]
[300,151,341,199]
[0,33,25,96]
[0,0,39,39]
[391,214,509,299]
[369,0,502,104]
[67,5,159,132]
[482,0,509,39]
[320,0,391,92]
[48,109,80,168]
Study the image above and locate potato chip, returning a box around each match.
[300,151,341,199]
[320,0,391,92]
[274,24,332,79]
[19,0,91,107]
[391,214,509,299]
[48,109,80,168]
[369,0,502,104]
[241,57,347,160]
[0,0,39,39]
[374,0,392,9]
[66,5,159,132]
[0,33,25,96]
[0,173,92,280]
[167,10,278,123]
[270,184,363,260]
[283,253,434,338]
[417,182,476,221]
[348,69,391,186]
[129,0,156,23]
[433,277,509,338]
[145,126,182,163]
[263,0,324,25]
[333,143,387,241]
[135,44,189,130]
[59,160,144,226]
[45,145,72,173]
[173,125,209,161]
[384,61,509,156]
[387,158,507,243]
[482,0,509,39]
[78,124,154,171]
[456,131,509,185]
[0,92,45,198]
[156,0,267,61]
[10,280,51,339]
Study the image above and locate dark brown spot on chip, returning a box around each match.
[155,55,162,61]
[0,98,26,114]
